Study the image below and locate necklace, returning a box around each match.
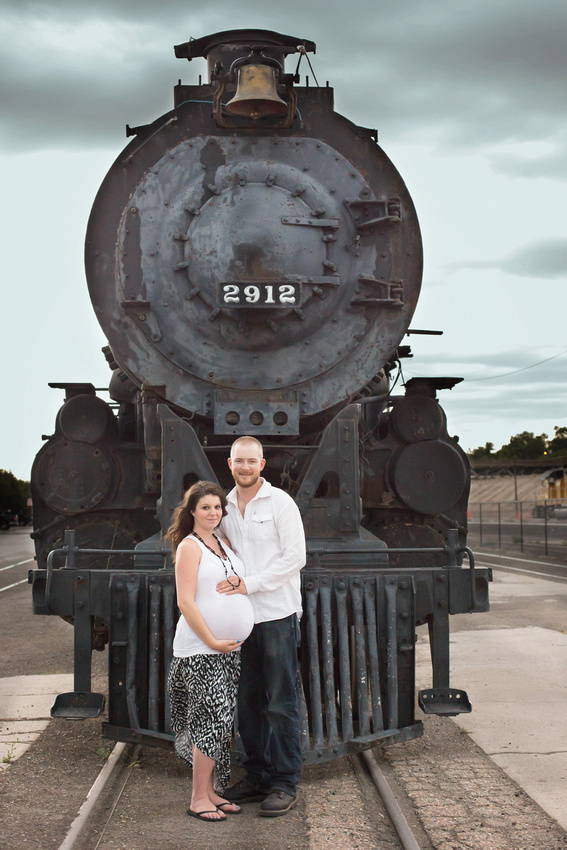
[191,531,242,588]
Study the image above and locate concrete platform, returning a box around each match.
[0,674,72,768]
[432,627,567,832]
[416,568,567,832]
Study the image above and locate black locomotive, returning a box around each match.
[30,29,490,762]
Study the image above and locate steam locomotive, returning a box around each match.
[30,29,490,762]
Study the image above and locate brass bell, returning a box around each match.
[225,64,288,120]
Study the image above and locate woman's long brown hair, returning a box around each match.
[164,480,228,556]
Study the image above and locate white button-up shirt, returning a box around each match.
[220,479,306,624]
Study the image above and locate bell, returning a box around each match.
[225,64,288,120]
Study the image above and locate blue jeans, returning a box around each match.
[237,614,302,796]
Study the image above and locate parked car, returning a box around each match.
[0,509,19,530]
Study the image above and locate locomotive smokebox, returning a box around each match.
[85,29,423,438]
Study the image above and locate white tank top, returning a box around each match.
[173,535,254,657]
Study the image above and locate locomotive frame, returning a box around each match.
[29,29,491,764]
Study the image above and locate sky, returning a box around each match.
[1,0,566,480]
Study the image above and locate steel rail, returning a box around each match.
[58,742,130,850]
[53,741,423,849]
[360,749,422,850]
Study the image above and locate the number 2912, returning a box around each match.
[222,284,297,306]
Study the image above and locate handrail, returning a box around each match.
[44,536,171,613]
[43,532,480,612]
[457,546,476,611]
[307,546,446,554]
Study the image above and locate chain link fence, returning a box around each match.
[468,499,567,558]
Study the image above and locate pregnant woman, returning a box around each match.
[166,481,254,822]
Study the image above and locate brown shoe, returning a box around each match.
[223,777,267,803]
[259,790,297,817]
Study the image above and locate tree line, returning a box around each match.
[468,426,567,461]
[0,469,31,511]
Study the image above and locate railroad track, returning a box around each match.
[57,741,429,850]
[359,750,425,850]
[26,708,567,850]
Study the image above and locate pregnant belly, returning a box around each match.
[198,592,254,642]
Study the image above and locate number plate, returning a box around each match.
[219,281,301,308]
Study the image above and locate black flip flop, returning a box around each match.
[217,802,242,815]
[187,808,226,822]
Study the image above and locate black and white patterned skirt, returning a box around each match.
[167,652,241,792]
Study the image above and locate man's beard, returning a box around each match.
[233,470,261,488]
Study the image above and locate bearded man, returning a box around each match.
[216,435,306,816]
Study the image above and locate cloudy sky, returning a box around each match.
[1,0,565,480]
